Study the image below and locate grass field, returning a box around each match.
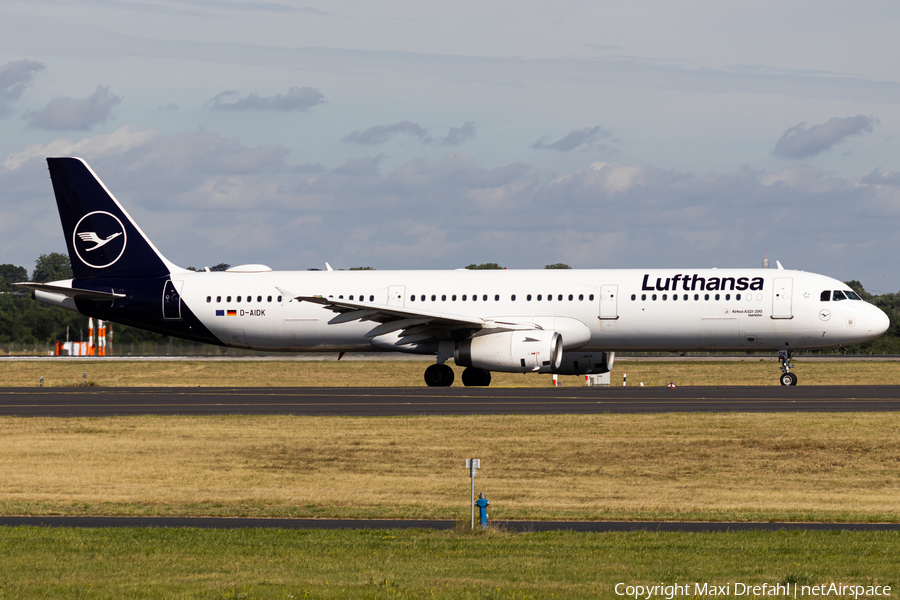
[0,527,897,599]
[2,413,900,522]
[2,358,900,387]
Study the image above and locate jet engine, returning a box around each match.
[455,330,563,373]
[554,351,615,375]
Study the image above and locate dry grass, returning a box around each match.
[2,413,900,521]
[2,358,900,387]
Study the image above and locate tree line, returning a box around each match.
[1,254,897,353]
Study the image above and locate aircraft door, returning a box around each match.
[772,277,793,319]
[388,286,405,307]
[162,280,183,320]
[599,285,618,319]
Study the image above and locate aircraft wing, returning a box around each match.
[278,287,538,343]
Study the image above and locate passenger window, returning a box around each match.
[662,294,667,300]
[267,296,272,302]
[537,294,542,301]
[725,294,730,301]
[483,295,488,301]
[349,295,354,300]
[631,294,636,301]
[473,294,477,301]
[452,295,457,301]
[568,294,573,301]
[339,295,343,299]
[441,295,446,301]
[589,294,595,301]
[494,294,499,301]
[693,294,698,300]
[206,296,211,303]
[463,295,467,301]
[431,295,436,301]
[641,294,646,301]
[527,294,532,301]
[735,293,741,301]
[511,295,516,301]
[833,290,847,301]
[277,295,282,302]
[410,295,415,302]
[579,294,584,301]
[683,294,688,300]
[672,294,677,301]
[216,296,221,303]
[715,294,720,300]
[369,295,374,301]
[421,295,426,302]
[237,296,242,303]
[256,296,261,302]
[704,294,709,301]
[820,290,830,302]
[548,294,552,301]
[558,294,563,301]
[652,294,657,301]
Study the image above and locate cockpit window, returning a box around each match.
[845,290,861,300]
[832,290,847,301]
[820,291,830,302]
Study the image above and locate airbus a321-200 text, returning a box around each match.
[18,158,890,387]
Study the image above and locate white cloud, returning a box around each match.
[772,115,879,159]
[24,85,122,131]
[0,59,45,117]
[2,124,159,171]
[209,87,325,112]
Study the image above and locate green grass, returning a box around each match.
[0,527,897,598]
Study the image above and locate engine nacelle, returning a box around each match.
[554,351,615,375]
[455,330,563,373]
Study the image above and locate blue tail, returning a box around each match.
[47,157,178,280]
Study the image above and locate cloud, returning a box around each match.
[532,126,611,151]
[210,86,325,111]
[159,103,179,112]
[0,59,45,117]
[440,121,476,145]
[341,121,476,146]
[4,126,900,289]
[342,121,430,145]
[772,115,879,159]
[24,85,122,131]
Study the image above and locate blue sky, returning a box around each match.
[1,0,899,291]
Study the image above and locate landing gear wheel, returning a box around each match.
[462,367,492,387]
[780,372,798,386]
[424,364,455,387]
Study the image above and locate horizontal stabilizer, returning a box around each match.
[15,281,125,301]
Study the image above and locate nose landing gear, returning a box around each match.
[778,350,797,386]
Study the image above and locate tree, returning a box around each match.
[0,264,28,292]
[209,263,231,272]
[32,253,72,283]
[544,263,571,269]
[465,263,504,270]
[349,267,375,270]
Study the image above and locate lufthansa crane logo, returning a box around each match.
[73,211,127,269]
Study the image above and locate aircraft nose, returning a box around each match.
[872,305,890,336]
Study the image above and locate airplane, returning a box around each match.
[17,157,890,387]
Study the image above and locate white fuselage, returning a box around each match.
[176,267,889,354]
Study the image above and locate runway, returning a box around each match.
[1,516,898,532]
[1,385,899,416]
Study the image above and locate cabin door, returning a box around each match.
[599,285,619,320]
[772,278,793,319]
[162,280,183,320]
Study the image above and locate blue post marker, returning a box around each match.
[476,492,490,529]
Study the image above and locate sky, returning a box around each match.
[1,1,899,292]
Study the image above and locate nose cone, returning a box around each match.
[872,305,890,337]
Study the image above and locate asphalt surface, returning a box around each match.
[1,516,898,532]
[0,385,898,416]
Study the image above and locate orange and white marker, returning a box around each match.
[98,320,106,356]
[552,374,559,386]
[87,318,94,356]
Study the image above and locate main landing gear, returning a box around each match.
[778,350,797,386]
[424,363,454,387]
[423,364,492,387]
[461,367,491,387]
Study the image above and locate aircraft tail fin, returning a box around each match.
[46,157,180,280]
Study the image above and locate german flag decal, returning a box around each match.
[227,310,237,316]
